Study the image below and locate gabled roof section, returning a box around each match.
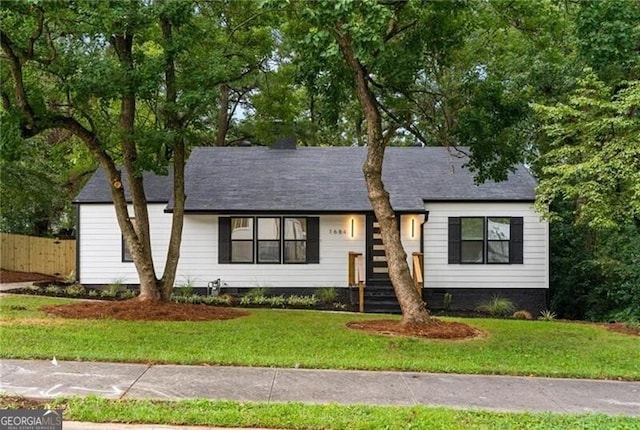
[167,146,536,213]
[74,168,173,203]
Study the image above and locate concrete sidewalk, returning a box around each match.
[1,359,639,417]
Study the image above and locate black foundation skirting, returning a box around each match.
[424,288,548,315]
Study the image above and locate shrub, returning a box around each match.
[45,285,62,295]
[443,292,453,311]
[246,287,268,299]
[315,287,338,304]
[202,294,234,306]
[65,284,86,297]
[266,295,286,308]
[539,309,557,321]
[105,281,124,297]
[121,289,137,299]
[286,295,318,308]
[476,295,515,317]
[88,289,99,298]
[512,310,533,320]
[176,277,196,296]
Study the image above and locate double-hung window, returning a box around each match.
[449,216,523,264]
[220,216,319,264]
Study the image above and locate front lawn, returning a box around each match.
[0,296,638,380]
[8,396,623,429]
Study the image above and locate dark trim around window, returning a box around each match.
[448,216,524,265]
[219,216,320,265]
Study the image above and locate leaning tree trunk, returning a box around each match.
[113,32,162,302]
[158,14,186,301]
[336,31,431,325]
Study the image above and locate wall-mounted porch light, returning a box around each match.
[350,218,355,238]
[411,218,415,239]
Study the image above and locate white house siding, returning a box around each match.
[423,202,549,290]
[175,214,367,290]
[79,208,427,289]
[78,204,172,285]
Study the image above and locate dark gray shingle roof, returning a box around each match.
[74,168,173,203]
[75,147,536,209]
[175,146,536,212]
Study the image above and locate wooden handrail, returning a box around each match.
[348,252,362,286]
[412,252,424,294]
[348,251,365,312]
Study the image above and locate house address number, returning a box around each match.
[328,229,347,235]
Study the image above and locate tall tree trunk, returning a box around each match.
[159,13,186,301]
[215,83,230,146]
[113,32,161,302]
[336,31,431,325]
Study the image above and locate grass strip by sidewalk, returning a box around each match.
[1,296,639,380]
[45,396,639,430]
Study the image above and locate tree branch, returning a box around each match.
[1,30,37,130]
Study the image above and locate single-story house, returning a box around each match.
[74,142,549,313]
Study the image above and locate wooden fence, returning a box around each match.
[0,233,75,278]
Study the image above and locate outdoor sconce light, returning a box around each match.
[411,218,415,239]
[350,218,355,238]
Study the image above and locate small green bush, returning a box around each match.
[539,309,557,321]
[201,294,234,306]
[476,295,515,317]
[121,289,137,299]
[286,294,318,308]
[512,310,533,320]
[65,284,86,297]
[315,287,338,304]
[443,292,453,310]
[246,287,268,299]
[88,289,99,298]
[266,295,286,307]
[45,285,62,295]
[175,277,197,296]
[105,281,124,297]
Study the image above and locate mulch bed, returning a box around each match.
[606,322,640,337]
[0,269,60,284]
[41,299,250,322]
[346,319,482,340]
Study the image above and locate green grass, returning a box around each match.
[1,296,639,380]
[39,396,639,429]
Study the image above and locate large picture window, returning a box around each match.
[219,216,318,264]
[449,217,523,265]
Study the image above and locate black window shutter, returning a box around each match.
[306,217,320,264]
[218,217,231,263]
[510,217,524,264]
[448,217,461,264]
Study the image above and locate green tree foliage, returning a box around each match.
[535,74,640,321]
[534,74,640,230]
[1,1,273,301]
[575,0,640,85]
[0,132,95,236]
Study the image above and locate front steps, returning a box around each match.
[362,285,401,314]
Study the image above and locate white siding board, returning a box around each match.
[423,202,548,289]
[79,204,171,284]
